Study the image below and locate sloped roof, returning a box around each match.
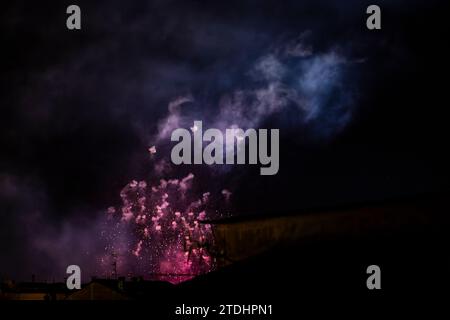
[203,191,448,225]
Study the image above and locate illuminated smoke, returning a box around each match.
[98,35,357,283]
[156,35,357,141]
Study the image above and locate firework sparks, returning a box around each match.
[101,172,216,284]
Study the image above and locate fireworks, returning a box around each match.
[101,172,217,284]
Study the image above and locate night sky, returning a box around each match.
[1,0,449,280]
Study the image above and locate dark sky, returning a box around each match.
[1,0,449,280]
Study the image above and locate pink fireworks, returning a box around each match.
[101,172,215,284]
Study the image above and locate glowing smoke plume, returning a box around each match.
[97,35,357,283]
